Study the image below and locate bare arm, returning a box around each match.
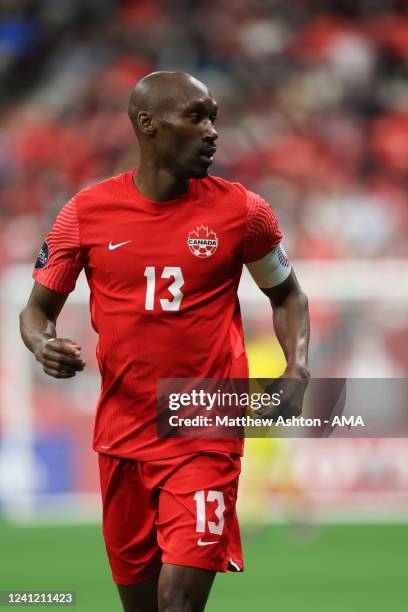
[20,282,85,378]
[262,269,310,379]
[255,268,309,418]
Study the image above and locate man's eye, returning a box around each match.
[210,115,217,123]
[189,113,200,122]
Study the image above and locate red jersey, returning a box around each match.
[33,170,282,460]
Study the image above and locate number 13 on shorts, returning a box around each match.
[194,490,225,535]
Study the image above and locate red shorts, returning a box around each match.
[99,452,243,585]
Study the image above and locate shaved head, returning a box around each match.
[128,71,211,135]
[127,70,218,181]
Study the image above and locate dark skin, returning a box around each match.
[260,271,309,420]
[20,71,309,612]
[128,71,219,201]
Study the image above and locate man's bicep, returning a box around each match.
[260,270,302,305]
[242,191,282,263]
[245,244,292,290]
[32,196,83,294]
[27,281,69,321]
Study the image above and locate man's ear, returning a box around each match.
[138,111,156,135]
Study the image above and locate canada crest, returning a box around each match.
[187,226,218,258]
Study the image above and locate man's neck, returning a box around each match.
[133,160,190,202]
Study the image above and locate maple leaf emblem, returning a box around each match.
[187,225,219,258]
[188,226,215,240]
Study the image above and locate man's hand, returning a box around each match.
[20,283,85,379]
[257,364,310,421]
[35,337,86,379]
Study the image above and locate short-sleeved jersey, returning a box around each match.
[33,170,282,460]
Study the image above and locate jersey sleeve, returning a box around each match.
[242,190,282,263]
[32,197,83,294]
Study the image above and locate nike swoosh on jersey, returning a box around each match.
[197,538,219,546]
[108,240,132,251]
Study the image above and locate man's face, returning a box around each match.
[154,88,218,179]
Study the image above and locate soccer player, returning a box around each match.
[20,72,309,612]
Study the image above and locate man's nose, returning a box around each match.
[203,121,218,141]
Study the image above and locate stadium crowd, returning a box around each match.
[1,0,408,268]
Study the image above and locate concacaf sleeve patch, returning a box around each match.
[34,241,49,269]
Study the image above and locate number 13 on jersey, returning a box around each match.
[144,266,184,311]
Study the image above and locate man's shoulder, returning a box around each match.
[203,174,248,198]
[201,174,247,196]
[73,170,131,206]
[205,177,276,217]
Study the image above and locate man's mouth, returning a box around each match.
[198,146,217,162]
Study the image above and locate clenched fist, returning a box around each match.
[35,337,86,378]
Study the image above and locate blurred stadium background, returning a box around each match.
[0,0,407,610]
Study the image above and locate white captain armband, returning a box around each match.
[246,243,292,289]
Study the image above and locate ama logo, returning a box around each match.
[187,226,218,258]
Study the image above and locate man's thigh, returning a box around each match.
[158,564,216,612]
[117,573,160,612]
[154,452,243,574]
[99,454,162,586]
[116,565,215,612]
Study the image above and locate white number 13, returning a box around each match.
[194,490,225,535]
[144,266,184,311]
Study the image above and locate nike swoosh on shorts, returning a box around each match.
[197,538,219,546]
